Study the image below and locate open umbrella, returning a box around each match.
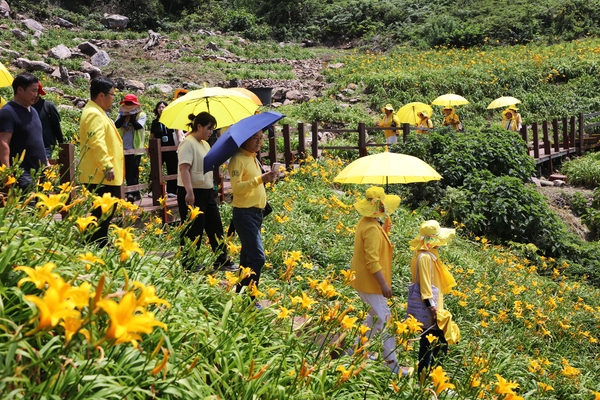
[159,87,259,131]
[203,111,285,171]
[486,96,521,110]
[333,151,442,191]
[396,102,433,125]
[432,94,469,107]
[0,64,13,87]
[229,87,263,106]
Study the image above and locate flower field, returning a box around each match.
[1,153,599,399]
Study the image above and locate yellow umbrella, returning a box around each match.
[229,87,263,106]
[432,93,469,107]
[0,63,13,87]
[334,151,442,191]
[396,102,433,125]
[159,87,259,130]
[486,96,521,110]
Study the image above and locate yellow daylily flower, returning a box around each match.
[494,374,520,395]
[15,262,60,289]
[5,175,16,186]
[36,193,68,216]
[340,315,358,330]
[430,366,456,395]
[97,292,167,347]
[187,205,203,220]
[75,216,98,233]
[24,287,80,330]
[206,275,219,286]
[132,281,170,308]
[276,306,291,319]
[93,192,119,214]
[77,251,105,269]
[299,292,317,310]
[112,226,144,262]
[336,365,354,382]
[60,315,90,343]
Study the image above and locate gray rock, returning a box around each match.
[57,104,76,111]
[184,82,202,90]
[347,83,358,90]
[77,42,100,56]
[80,61,101,79]
[0,0,9,18]
[553,180,567,187]
[22,19,44,32]
[0,46,20,59]
[15,58,53,73]
[125,79,145,91]
[90,50,110,67]
[327,62,344,69]
[50,67,62,79]
[30,39,37,47]
[285,90,304,101]
[55,17,74,28]
[147,84,173,95]
[11,29,27,40]
[100,14,129,30]
[48,44,72,60]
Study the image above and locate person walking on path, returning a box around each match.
[150,100,182,197]
[32,82,64,159]
[416,111,434,134]
[77,76,123,247]
[115,94,146,202]
[349,186,401,374]
[441,107,462,131]
[177,112,237,273]
[228,130,278,302]
[376,104,401,145]
[0,72,47,191]
[408,220,458,378]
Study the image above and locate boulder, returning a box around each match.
[147,84,173,95]
[100,14,129,30]
[80,61,101,79]
[55,17,74,28]
[32,30,42,39]
[90,50,111,67]
[327,62,344,69]
[285,90,304,101]
[77,42,100,56]
[125,79,145,91]
[57,104,76,112]
[0,46,20,59]
[15,58,53,73]
[48,44,72,60]
[22,19,44,32]
[11,29,27,40]
[0,0,9,18]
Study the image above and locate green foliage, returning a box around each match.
[560,151,600,188]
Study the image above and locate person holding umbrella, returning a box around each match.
[441,107,462,131]
[228,129,278,304]
[376,104,401,145]
[416,111,434,134]
[504,105,522,131]
[177,112,237,272]
[501,109,519,132]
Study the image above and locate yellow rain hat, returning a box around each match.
[508,105,519,111]
[381,103,394,112]
[409,220,455,250]
[354,186,400,219]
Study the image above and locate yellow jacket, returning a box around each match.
[410,250,447,311]
[350,217,393,294]
[228,148,267,209]
[380,114,401,139]
[77,100,124,186]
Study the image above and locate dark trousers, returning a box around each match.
[177,187,228,269]
[232,207,265,292]
[124,154,141,197]
[87,183,121,248]
[163,151,178,195]
[418,328,448,376]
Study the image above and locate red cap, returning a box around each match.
[38,81,46,96]
[119,94,141,106]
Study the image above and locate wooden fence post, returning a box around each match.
[578,113,584,155]
[532,122,540,159]
[402,123,410,143]
[552,119,560,153]
[268,129,277,166]
[562,117,569,154]
[283,123,292,169]
[542,121,552,171]
[358,122,367,157]
[520,124,528,148]
[311,122,319,159]
[148,139,163,206]
[58,143,74,185]
[569,116,576,151]
[297,122,305,158]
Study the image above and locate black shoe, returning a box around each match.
[184,263,204,273]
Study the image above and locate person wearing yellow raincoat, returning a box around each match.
[503,105,522,131]
[501,109,519,132]
[376,103,401,144]
[441,107,462,131]
[408,220,459,377]
[416,111,434,134]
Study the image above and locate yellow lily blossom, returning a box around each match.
[336,365,354,382]
[340,315,358,330]
[430,366,456,395]
[426,333,438,344]
[299,292,317,310]
[187,205,203,220]
[15,262,60,289]
[77,251,105,269]
[5,175,16,186]
[494,374,520,395]
[60,315,90,343]
[36,193,68,216]
[75,216,98,233]
[97,292,167,347]
[112,226,144,262]
[132,281,170,308]
[40,181,54,191]
[249,282,265,299]
[93,192,119,214]
[206,275,219,287]
[276,306,291,319]
[339,269,356,284]
[24,286,80,330]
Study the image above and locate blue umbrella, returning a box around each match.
[203,111,285,171]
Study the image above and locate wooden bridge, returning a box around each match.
[52,111,600,223]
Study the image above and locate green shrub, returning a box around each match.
[560,151,600,188]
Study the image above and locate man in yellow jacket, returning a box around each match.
[77,76,124,246]
[349,186,401,374]
[376,104,401,145]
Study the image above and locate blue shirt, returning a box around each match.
[0,101,46,172]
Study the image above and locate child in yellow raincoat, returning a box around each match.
[441,107,462,131]
[416,111,434,134]
[408,220,458,377]
[501,109,519,132]
[504,105,522,131]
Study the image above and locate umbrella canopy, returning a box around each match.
[333,152,442,188]
[0,64,13,87]
[486,96,521,110]
[203,111,285,171]
[396,102,433,125]
[432,94,469,107]
[229,87,263,106]
[159,87,259,130]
